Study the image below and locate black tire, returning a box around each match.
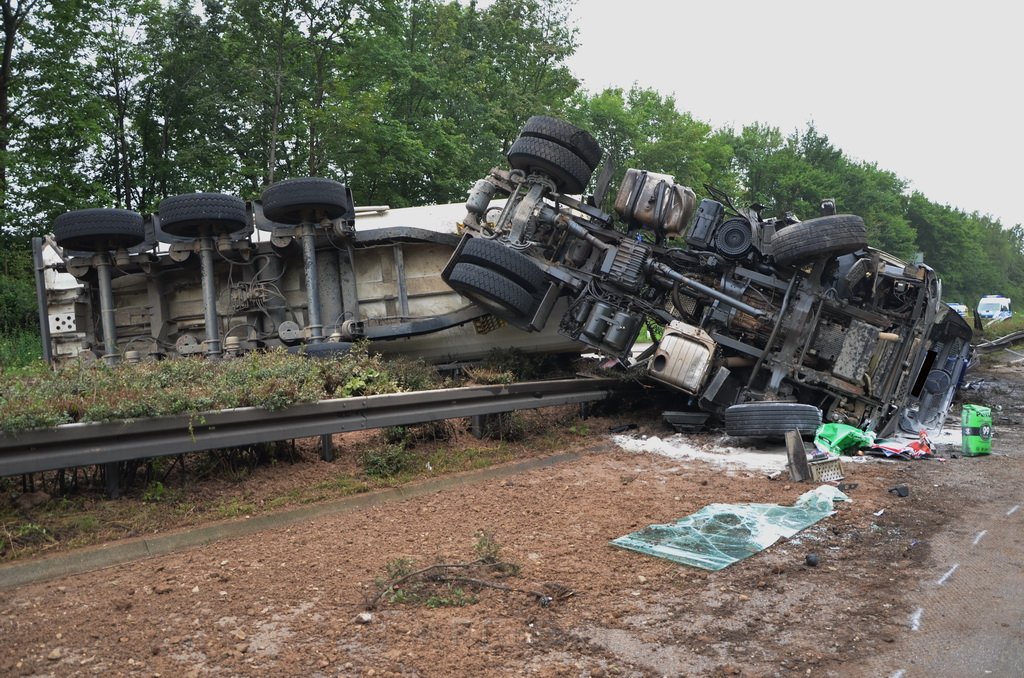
[770,214,867,267]
[53,208,145,252]
[518,115,603,170]
[158,193,248,238]
[261,177,354,225]
[724,402,822,438]
[506,136,594,195]
[456,238,547,295]
[444,262,536,322]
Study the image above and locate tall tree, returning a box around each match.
[0,0,35,216]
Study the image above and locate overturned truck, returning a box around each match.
[441,116,972,438]
[34,182,580,367]
[33,116,971,438]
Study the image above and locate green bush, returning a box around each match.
[0,272,36,333]
[0,328,42,370]
[361,443,415,478]
[0,345,444,434]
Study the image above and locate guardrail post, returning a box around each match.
[103,462,122,499]
[320,434,335,462]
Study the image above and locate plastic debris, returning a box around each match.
[814,423,875,456]
[610,485,850,571]
[888,484,910,497]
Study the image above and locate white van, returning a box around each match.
[977,295,1012,320]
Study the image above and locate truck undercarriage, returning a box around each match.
[33,116,971,438]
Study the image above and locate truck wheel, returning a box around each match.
[456,238,547,295]
[159,193,248,238]
[770,215,867,267]
[261,177,354,225]
[518,116,603,170]
[445,262,536,323]
[724,402,822,438]
[507,136,594,195]
[53,209,145,252]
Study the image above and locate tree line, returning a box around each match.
[1,0,1021,338]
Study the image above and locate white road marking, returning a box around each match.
[910,607,924,631]
[973,530,987,545]
[936,564,959,586]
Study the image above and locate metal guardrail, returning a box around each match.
[0,378,617,478]
[974,330,1024,353]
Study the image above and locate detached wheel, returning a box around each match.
[770,215,867,267]
[456,238,547,295]
[159,193,247,238]
[261,177,354,225]
[724,402,822,438]
[518,116,602,170]
[53,209,145,252]
[445,262,536,324]
[507,136,594,195]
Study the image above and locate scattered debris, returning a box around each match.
[889,485,910,498]
[805,553,819,567]
[613,434,787,473]
[814,423,874,456]
[961,404,993,456]
[366,534,574,611]
[662,411,710,433]
[610,485,850,571]
[787,429,845,482]
[608,423,638,433]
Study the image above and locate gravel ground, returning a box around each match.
[1,363,1022,677]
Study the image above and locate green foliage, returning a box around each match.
[0,328,42,371]
[425,587,477,608]
[216,497,257,518]
[141,481,167,503]
[0,346,439,434]
[1,0,1022,354]
[320,341,401,398]
[0,273,36,334]
[371,533,522,609]
[473,529,501,563]
[361,443,414,479]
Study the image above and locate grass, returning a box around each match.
[0,342,448,434]
[0,329,43,372]
[973,313,1024,337]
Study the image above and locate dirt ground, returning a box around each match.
[1,361,1022,677]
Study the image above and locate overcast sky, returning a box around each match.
[564,0,1022,228]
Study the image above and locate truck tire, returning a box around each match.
[456,238,547,295]
[770,215,867,267]
[445,262,536,323]
[261,177,354,225]
[159,193,248,238]
[518,116,603,170]
[507,136,594,195]
[724,402,822,438]
[53,208,145,252]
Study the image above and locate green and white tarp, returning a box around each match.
[611,486,850,571]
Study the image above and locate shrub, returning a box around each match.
[361,443,414,478]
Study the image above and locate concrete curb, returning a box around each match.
[0,452,582,590]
